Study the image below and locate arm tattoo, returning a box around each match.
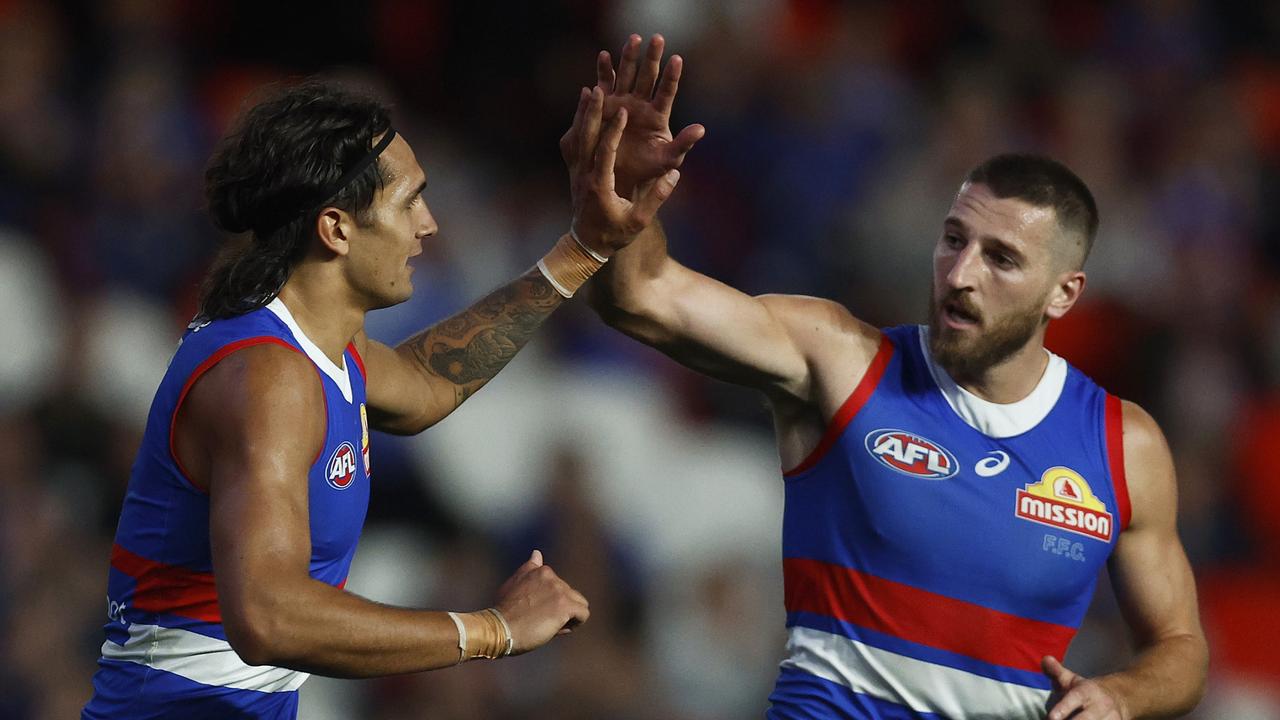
[402,268,563,407]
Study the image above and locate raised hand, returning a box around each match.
[1043,655,1130,720]
[494,550,590,655]
[560,34,705,198]
[564,85,681,256]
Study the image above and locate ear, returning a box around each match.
[315,207,353,257]
[1045,270,1086,320]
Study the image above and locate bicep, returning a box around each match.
[354,331,451,434]
[187,347,326,639]
[1107,401,1204,647]
[607,258,868,400]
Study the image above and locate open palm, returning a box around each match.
[561,34,705,198]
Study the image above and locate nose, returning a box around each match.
[417,203,438,238]
[944,242,982,291]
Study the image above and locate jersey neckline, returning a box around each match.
[266,298,354,403]
[916,325,1065,439]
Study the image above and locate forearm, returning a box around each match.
[236,576,489,677]
[1099,633,1208,719]
[396,267,563,417]
[589,217,673,319]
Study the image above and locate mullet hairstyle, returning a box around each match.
[200,80,392,320]
[965,153,1099,269]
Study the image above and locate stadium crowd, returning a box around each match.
[0,1,1276,717]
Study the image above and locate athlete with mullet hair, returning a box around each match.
[83,79,685,718]
[580,35,1208,720]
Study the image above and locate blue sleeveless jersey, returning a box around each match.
[767,325,1130,720]
[84,299,371,719]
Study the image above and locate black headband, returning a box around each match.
[318,126,396,205]
[255,126,397,236]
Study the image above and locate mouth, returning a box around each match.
[940,299,980,329]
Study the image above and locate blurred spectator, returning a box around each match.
[1,0,1276,716]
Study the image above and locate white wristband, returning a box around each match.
[568,227,610,264]
[537,257,576,298]
[446,611,467,665]
[487,607,514,657]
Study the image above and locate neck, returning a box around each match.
[276,264,365,366]
[944,331,1051,404]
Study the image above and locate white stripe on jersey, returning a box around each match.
[101,623,309,693]
[781,626,1049,719]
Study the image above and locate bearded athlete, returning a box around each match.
[83,79,683,718]
[581,35,1208,720]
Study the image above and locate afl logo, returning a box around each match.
[327,442,359,490]
[864,429,958,480]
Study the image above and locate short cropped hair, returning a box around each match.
[965,153,1098,269]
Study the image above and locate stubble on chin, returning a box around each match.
[927,293,1045,383]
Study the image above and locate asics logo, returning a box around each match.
[975,450,1010,477]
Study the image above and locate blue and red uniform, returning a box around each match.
[83,298,372,719]
[768,324,1131,719]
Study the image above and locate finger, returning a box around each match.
[596,51,615,93]
[592,106,627,196]
[1042,656,1076,689]
[653,53,684,117]
[633,34,665,99]
[530,549,544,566]
[577,87,605,177]
[666,123,706,167]
[1046,688,1087,720]
[560,87,591,162]
[626,169,680,232]
[614,34,642,95]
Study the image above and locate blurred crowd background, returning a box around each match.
[1,0,1278,717]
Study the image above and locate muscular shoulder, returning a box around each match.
[182,342,326,470]
[1118,399,1177,533]
[757,294,882,408]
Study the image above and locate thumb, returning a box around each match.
[626,169,681,232]
[1041,655,1076,689]
[513,549,544,578]
[668,123,706,164]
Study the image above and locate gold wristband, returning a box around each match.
[536,231,607,298]
[453,608,514,662]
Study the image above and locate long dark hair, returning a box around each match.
[200,80,392,319]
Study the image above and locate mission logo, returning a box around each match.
[864,429,958,479]
[1015,467,1113,542]
[327,441,359,490]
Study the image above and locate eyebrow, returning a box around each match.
[943,217,1027,263]
[406,178,427,200]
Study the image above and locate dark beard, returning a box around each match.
[927,288,1046,383]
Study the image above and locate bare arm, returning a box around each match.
[362,84,681,435]
[181,345,588,676]
[358,268,563,435]
[589,219,878,403]
[1045,400,1208,720]
[581,35,880,406]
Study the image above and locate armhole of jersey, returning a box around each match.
[783,333,895,478]
[1105,393,1132,532]
[347,342,367,381]
[312,369,330,467]
[169,336,302,494]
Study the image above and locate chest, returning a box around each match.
[784,399,1119,621]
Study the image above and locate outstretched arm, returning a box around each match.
[582,36,880,406]
[362,86,682,435]
[1043,401,1208,720]
[358,269,562,434]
